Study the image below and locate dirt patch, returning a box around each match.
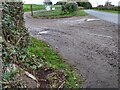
[21,67,65,88]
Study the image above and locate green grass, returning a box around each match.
[23,4,87,18]
[23,4,61,12]
[33,9,87,19]
[28,37,82,88]
[23,4,45,12]
[93,9,119,14]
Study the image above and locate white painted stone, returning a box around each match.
[52,8,55,10]
[38,31,49,35]
[85,19,100,22]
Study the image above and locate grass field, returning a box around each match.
[28,37,82,88]
[23,4,45,12]
[33,9,87,19]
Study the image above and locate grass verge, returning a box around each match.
[33,9,87,19]
[93,9,119,14]
[28,37,82,88]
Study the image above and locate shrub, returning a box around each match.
[65,2,78,13]
[96,6,120,11]
[77,2,92,9]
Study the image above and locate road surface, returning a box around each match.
[25,13,118,88]
[84,10,119,24]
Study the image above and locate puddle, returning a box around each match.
[85,19,100,22]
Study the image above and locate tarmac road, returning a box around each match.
[84,10,119,24]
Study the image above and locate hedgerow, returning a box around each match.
[2,2,31,88]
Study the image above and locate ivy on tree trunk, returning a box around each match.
[2,2,30,88]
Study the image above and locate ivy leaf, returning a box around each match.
[31,65,37,70]
[3,72,11,80]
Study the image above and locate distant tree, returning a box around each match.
[43,0,52,5]
[86,2,92,9]
[55,1,66,5]
[104,0,112,7]
[119,1,120,6]
[97,5,103,7]
[49,2,53,5]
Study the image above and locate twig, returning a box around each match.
[58,81,65,89]
[15,32,28,46]
[0,80,22,84]
[24,71,40,88]
[24,71,37,81]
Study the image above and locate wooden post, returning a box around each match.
[30,4,33,16]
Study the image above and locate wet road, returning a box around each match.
[84,10,119,24]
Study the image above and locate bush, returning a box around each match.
[65,2,78,13]
[77,2,92,9]
[96,6,120,11]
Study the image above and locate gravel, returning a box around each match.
[25,13,118,88]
